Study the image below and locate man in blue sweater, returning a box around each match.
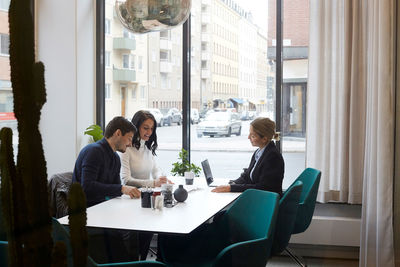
[73,116,141,263]
[73,116,140,206]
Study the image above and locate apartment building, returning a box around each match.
[0,1,11,114]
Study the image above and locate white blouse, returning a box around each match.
[118,139,161,188]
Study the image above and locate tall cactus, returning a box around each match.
[0,0,53,265]
[1,0,89,266]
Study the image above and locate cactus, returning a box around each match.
[68,183,89,266]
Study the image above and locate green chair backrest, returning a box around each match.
[0,240,8,267]
[225,189,280,242]
[271,181,303,255]
[215,189,280,267]
[292,168,321,234]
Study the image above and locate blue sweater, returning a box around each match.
[73,138,122,207]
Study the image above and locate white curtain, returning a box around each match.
[308,0,395,266]
[307,0,365,204]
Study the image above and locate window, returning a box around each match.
[138,56,143,70]
[160,30,170,39]
[0,34,9,55]
[122,54,129,69]
[140,85,145,99]
[130,55,136,69]
[105,51,110,68]
[99,0,307,184]
[132,86,137,99]
[105,83,111,100]
[160,50,170,62]
[105,19,111,35]
[0,0,10,10]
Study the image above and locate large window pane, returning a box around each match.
[189,0,271,180]
[104,0,183,175]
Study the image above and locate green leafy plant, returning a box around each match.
[84,124,104,142]
[171,148,201,176]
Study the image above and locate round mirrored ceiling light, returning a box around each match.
[115,0,192,34]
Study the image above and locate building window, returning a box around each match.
[201,60,207,69]
[160,30,170,39]
[140,85,145,99]
[122,54,129,69]
[138,56,143,70]
[161,73,168,89]
[130,55,136,69]
[0,0,10,10]
[160,50,170,62]
[105,51,110,68]
[132,86,137,99]
[105,19,111,35]
[105,83,111,100]
[0,34,9,56]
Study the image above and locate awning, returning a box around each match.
[229,98,245,104]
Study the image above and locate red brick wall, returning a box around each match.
[268,0,309,47]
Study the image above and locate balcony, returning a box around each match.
[160,61,172,73]
[202,14,211,24]
[113,37,136,51]
[160,39,172,50]
[201,52,211,61]
[113,68,136,82]
[201,69,210,79]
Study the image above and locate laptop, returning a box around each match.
[201,159,229,187]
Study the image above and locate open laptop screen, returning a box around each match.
[201,159,214,186]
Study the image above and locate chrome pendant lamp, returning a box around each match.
[115,0,192,33]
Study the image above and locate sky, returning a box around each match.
[234,0,269,32]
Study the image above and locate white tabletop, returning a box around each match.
[58,177,239,234]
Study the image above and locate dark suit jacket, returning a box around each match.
[230,141,284,195]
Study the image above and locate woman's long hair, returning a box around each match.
[131,110,158,155]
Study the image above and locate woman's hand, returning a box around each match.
[212,185,231,193]
[154,176,174,187]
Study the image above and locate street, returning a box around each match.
[155,121,306,189]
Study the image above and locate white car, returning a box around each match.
[196,112,242,138]
[146,108,163,127]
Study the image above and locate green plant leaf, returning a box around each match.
[84,125,104,142]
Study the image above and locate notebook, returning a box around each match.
[201,159,229,187]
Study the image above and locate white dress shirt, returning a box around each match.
[118,139,161,187]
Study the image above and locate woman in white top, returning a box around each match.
[119,110,169,188]
[119,110,171,260]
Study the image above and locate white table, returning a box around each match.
[58,177,240,234]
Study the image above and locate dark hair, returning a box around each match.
[131,110,158,155]
[104,116,136,138]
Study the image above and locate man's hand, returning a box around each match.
[211,185,231,193]
[121,185,141,198]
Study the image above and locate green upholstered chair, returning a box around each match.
[0,240,8,267]
[284,168,321,267]
[158,189,280,267]
[271,180,303,255]
[51,218,166,267]
[291,168,321,234]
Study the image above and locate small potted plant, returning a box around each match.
[171,148,201,177]
[84,124,104,143]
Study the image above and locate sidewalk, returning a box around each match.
[158,137,306,153]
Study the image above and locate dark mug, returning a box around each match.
[141,190,152,208]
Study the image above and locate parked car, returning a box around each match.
[160,108,182,126]
[191,108,200,124]
[146,108,163,127]
[196,112,241,138]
